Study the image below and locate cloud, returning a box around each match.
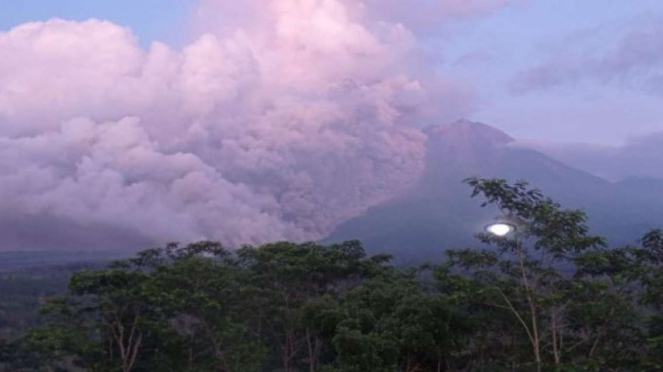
[192,0,520,37]
[453,51,492,67]
[0,0,480,250]
[353,0,520,32]
[509,15,663,95]
[516,132,663,181]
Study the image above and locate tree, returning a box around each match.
[330,268,465,372]
[20,177,663,371]
[144,242,267,371]
[26,242,263,372]
[27,249,167,372]
[440,178,606,371]
[236,240,385,372]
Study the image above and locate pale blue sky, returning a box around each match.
[0,0,192,45]
[2,0,663,144]
[439,0,663,144]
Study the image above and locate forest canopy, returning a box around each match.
[2,178,663,372]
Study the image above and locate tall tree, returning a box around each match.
[441,178,606,371]
[236,240,384,372]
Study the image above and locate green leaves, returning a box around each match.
[331,271,462,372]
[15,178,663,371]
[465,177,544,218]
[451,178,641,369]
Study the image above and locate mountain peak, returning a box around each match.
[425,119,514,147]
[421,120,515,182]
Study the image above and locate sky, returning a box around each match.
[1,0,662,249]
[3,0,663,144]
[0,0,192,46]
[450,0,663,145]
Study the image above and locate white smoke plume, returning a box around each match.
[0,0,484,250]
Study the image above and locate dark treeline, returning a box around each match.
[3,178,663,371]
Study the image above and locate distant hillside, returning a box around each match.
[326,120,663,262]
[0,250,132,271]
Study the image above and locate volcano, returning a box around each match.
[325,120,663,262]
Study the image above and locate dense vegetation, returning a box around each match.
[2,178,663,371]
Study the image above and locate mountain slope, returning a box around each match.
[326,120,663,262]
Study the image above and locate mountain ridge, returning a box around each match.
[326,120,663,262]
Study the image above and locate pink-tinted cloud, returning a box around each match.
[0,0,478,250]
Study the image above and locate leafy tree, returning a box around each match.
[144,242,266,371]
[27,253,166,371]
[440,178,607,371]
[16,178,663,372]
[329,268,465,372]
[236,240,385,372]
[25,242,261,372]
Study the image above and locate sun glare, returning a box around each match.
[486,223,514,237]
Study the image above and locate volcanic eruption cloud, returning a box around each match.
[0,0,492,249]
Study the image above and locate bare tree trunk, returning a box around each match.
[282,335,290,372]
[528,297,541,372]
[515,239,541,372]
[551,308,561,366]
[306,327,316,372]
[109,313,143,372]
[282,329,296,372]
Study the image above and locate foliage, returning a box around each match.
[1,178,663,371]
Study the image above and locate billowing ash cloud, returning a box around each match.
[0,0,485,250]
